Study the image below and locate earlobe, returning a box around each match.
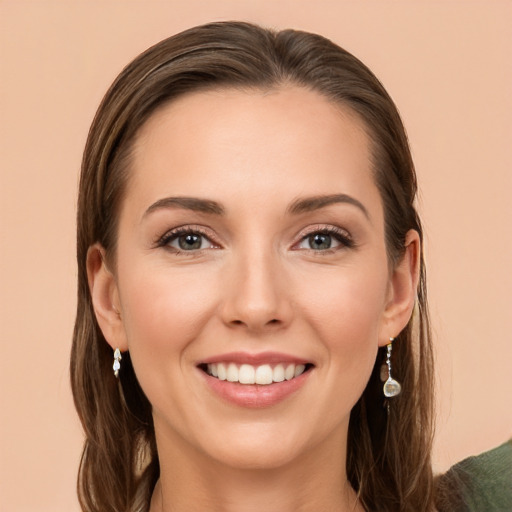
[87,244,128,351]
[379,230,420,346]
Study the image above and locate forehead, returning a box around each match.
[126,86,380,219]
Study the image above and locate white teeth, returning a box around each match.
[255,364,273,385]
[294,364,306,377]
[273,364,285,382]
[226,363,239,382]
[239,364,255,384]
[217,362,227,381]
[206,362,308,385]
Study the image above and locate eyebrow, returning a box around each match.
[143,193,369,220]
[143,196,225,217]
[287,194,370,219]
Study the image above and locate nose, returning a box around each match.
[220,247,293,334]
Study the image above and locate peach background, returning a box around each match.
[1,1,511,510]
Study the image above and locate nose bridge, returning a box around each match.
[222,236,291,331]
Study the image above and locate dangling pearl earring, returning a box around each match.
[113,348,122,378]
[382,338,401,398]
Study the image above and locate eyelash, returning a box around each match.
[155,224,354,255]
[155,226,219,255]
[294,225,354,253]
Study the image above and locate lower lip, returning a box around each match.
[200,369,312,408]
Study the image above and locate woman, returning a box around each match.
[70,21,510,512]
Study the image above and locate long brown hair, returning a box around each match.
[71,21,435,512]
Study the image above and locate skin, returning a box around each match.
[88,86,419,512]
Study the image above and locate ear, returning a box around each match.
[379,230,420,346]
[87,243,128,352]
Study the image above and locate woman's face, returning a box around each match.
[92,86,415,470]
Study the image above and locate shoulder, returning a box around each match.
[436,440,512,512]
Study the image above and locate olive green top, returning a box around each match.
[436,439,512,511]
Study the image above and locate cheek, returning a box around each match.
[294,262,388,382]
[297,261,388,337]
[117,261,220,371]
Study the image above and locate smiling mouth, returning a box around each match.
[199,362,314,385]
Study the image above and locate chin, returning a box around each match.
[205,439,305,471]
[195,417,339,472]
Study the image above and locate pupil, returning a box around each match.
[310,233,331,250]
[179,234,201,250]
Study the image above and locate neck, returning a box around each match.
[149,428,363,512]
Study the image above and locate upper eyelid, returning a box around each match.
[294,224,351,240]
[291,224,354,251]
[156,225,220,247]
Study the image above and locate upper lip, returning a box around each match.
[198,351,312,366]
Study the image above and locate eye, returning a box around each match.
[172,233,209,251]
[157,227,218,253]
[302,233,336,250]
[295,227,353,251]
